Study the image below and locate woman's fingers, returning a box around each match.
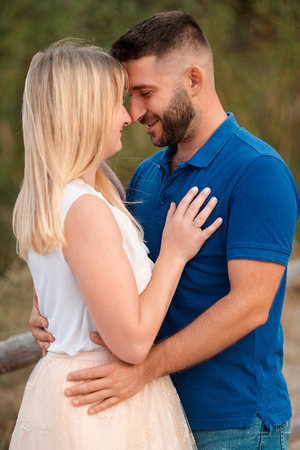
[165,201,177,225]
[199,217,223,241]
[192,196,218,228]
[174,186,200,215]
[175,186,214,220]
[166,186,223,240]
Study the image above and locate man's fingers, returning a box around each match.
[31,325,54,341]
[65,378,107,397]
[33,286,38,306]
[67,364,108,382]
[29,313,49,330]
[88,397,122,415]
[37,340,50,351]
[69,389,112,408]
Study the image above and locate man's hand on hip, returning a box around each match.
[30,286,55,353]
[64,351,148,414]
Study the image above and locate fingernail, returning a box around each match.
[217,217,223,224]
[65,389,71,396]
[211,197,217,204]
[89,409,95,415]
[191,186,198,191]
[204,187,211,194]
[73,399,80,406]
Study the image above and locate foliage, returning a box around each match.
[0,0,300,273]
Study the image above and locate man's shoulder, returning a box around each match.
[233,126,282,161]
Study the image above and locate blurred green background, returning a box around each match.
[0,0,300,448]
[1,0,300,274]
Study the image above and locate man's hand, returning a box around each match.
[30,286,55,354]
[64,351,148,415]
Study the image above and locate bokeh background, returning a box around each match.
[0,0,299,448]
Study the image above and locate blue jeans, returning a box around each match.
[192,415,290,449]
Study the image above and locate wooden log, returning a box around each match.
[287,258,300,289]
[0,332,42,375]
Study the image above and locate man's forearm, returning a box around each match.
[144,292,271,379]
[143,260,284,380]
[143,297,235,380]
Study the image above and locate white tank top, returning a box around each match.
[28,179,153,356]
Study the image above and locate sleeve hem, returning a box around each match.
[226,246,291,266]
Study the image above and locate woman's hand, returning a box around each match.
[161,186,222,264]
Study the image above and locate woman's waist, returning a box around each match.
[47,347,111,361]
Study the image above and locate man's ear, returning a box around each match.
[184,65,203,97]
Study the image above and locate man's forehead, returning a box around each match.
[125,56,172,90]
[125,56,156,77]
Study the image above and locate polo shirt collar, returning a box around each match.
[159,113,239,169]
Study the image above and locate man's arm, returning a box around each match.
[100,161,125,200]
[64,258,285,414]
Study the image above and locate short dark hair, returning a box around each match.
[110,11,211,62]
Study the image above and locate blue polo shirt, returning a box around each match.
[127,113,300,431]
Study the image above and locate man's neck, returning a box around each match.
[169,109,228,174]
[169,147,196,174]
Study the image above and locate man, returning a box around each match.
[31,11,299,449]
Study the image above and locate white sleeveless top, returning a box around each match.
[28,179,153,356]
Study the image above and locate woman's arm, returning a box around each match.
[63,187,221,365]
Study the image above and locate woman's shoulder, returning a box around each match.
[61,179,107,222]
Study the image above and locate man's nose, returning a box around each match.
[129,98,147,123]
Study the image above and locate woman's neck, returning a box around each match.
[80,167,97,188]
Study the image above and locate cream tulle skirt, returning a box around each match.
[10,350,196,449]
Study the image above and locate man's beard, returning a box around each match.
[142,84,196,148]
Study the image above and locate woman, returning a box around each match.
[10,41,222,449]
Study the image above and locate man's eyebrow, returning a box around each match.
[130,84,157,91]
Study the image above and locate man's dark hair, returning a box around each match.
[109,11,211,62]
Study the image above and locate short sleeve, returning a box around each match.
[226,156,299,265]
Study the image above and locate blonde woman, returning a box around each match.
[10,41,222,449]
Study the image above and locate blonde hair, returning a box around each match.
[13,40,143,260]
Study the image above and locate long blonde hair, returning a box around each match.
[13,40,143,260]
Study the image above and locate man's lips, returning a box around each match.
[146,119,159,130]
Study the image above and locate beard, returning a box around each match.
[142,83,196,147]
